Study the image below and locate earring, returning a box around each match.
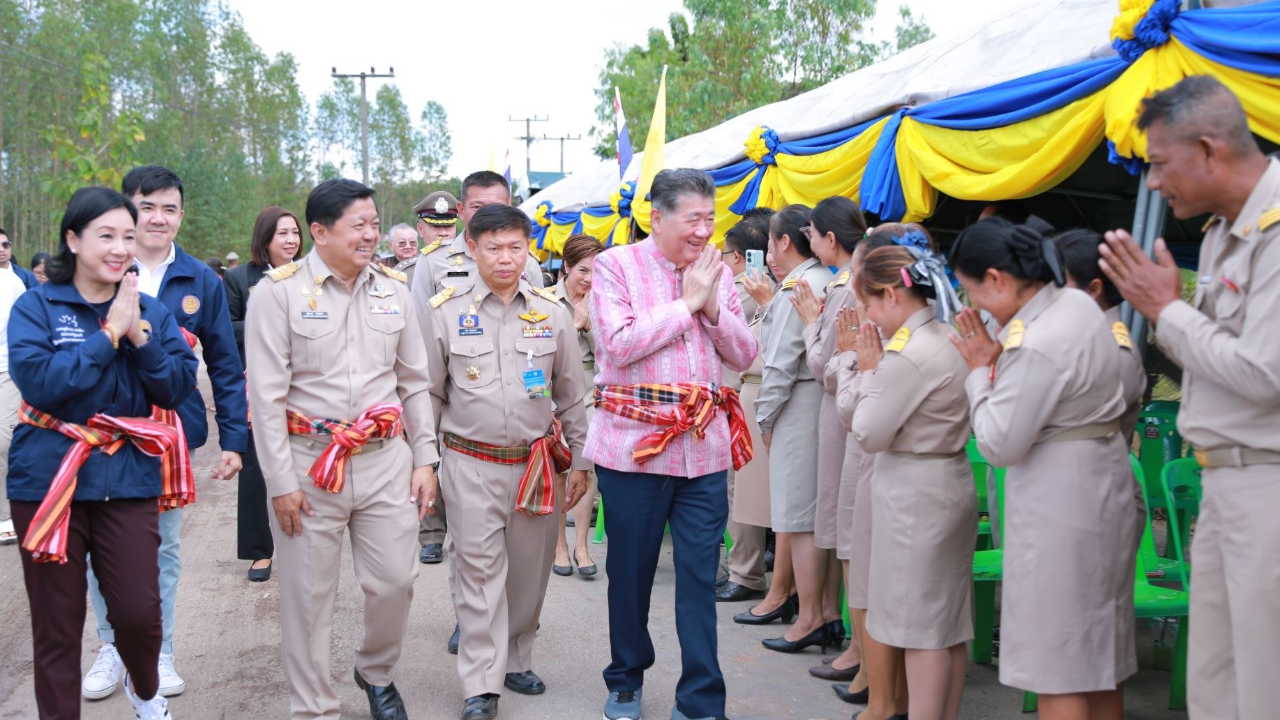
[71,249,77,254]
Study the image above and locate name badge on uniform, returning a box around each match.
[447,270,469,278]
[521,369,550,399]
[459,314,482,336]
[370,304,401,315]
[302,311,329,320]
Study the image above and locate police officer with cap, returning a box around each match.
[396,191,459,290]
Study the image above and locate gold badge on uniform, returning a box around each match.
[466,365,481,380]
[181,295,200,314]
[368,283,393,299]
[450,256,464,266]
[139,319,152,335]
[519,309,549,323]
[1111,322,1132,349]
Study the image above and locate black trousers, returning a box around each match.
[12,498,162,720]
[236,434,274,561]
[597,466,728,719]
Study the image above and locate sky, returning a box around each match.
[227,0,1023,183]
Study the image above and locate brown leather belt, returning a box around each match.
[1044,421,1120,443]
[1194,447,1280,469]
[740,374,763,385]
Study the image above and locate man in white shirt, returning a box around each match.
[0,227,29,545]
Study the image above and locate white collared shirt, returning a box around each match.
[0,264,28,372]
[134,243,177,298]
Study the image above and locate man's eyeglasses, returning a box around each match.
[0,242,11,249]
[721,250,739,258]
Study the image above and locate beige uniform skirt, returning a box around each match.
[768,379,824,532]
[814,392,844,549]
[846,447,876,608]
[732,377,771,528]
[866,452,976,650]
[999,434,1142,694]
[835,431,861,562]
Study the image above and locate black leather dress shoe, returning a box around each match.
[461,694,499,720]
[715,572,730,589]
[716,581,766,603]
[353,668,408,720]
[763,549,775,572]
[448,623,460,654]
[247,560,272,582]
[504,670,546,695]
[833,683,870,704]
[420,543,443,564]
[762,623,835,653]
[732,594,798,625]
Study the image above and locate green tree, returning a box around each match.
[419,101,452,182]
[314,78,361,177]
[893,5,935,52]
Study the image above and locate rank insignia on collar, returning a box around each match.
[466,365,481,380]
[519,309,549,323]
[368,283,393,298]
[1003,319,1025,350]
[450,256,464,266]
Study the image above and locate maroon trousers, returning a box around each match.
[11,499,162,720]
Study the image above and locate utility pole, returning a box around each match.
[509,115,548,179]
[542,133,582,173]
[332,66,395,186]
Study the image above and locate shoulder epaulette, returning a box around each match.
[1258,206,1280,232]
[1112,321,1133,350]
[1003,319,1025,350]
[780,278,798,292]
[393,256,418,272]
[1201,215,1223,233]
[429,285,456,309]
[267,263,299,281]
[884,326,910,353]
[420,239,444,256]
[829,270,851,288]
[371,263,407,283]
[529,285,559,302]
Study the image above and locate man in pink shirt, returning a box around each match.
[588,169,757,720]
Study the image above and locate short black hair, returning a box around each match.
[1054,229,1122,309]
[651,169,715,215]
[949,216,1065,287]
[30,251,51,270]
[467,204,531,241]
[461,171,510,203]
[122,165,185,207]
[48,187,138,284]
[769,204,814,259]
[306,178,376,229]
[982,200,1030,225]
[724,218,769,256]
[811,196,867,254]
[1138,74,1258,156]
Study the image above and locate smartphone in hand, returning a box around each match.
[746,249,764,274]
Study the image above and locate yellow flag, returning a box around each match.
[632,66,667,236]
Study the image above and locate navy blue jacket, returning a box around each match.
[154,245,248,452]
[6,282,199,502]
[13,265,37,290]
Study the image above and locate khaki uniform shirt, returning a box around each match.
[964,284,1126,468]
[411,233,544,314]
[1155,157,1280,453]
[245,251,439,498]
[723,273,761,391]
[421,276,590,470]
[804,262,856,395]
[551,278,595,369]
[850,306,971,454]
[756,258,833,433]
[1106,305,1146,440]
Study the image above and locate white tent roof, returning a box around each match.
[522,0,1118,215]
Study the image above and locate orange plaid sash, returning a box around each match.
[594,383,753,471]
[145,326,199,510]
[442,420,571,516]
[19,403,182,563]
[286,404,404,493]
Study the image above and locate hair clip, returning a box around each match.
[900,267,914,287]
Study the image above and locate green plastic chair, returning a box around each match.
[969,450,1005,665]
[1136,413,1183,512]
[1142,400,1181,416]
[1159,458,1203,589]
[967,438,995,550]
[1021,455,1191,713]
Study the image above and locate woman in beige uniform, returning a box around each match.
[950,217,1140,720]
[850,245,973,720]
[1054,230,1147,440]
[789,196,866,678]
[755,205,839,652]
[551,234,605,577]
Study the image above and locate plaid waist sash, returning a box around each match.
[594,383,753,471]
[145,326,199,510]
[19,402,182,563]
[442,419,571,516]
[286,404,404,493]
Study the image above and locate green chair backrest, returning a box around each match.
[967,438,1005,545]
[1137,413,1183,509]
[1142,400,1180,416]
[1160,458,1203,585]
[1133,454,1163,583]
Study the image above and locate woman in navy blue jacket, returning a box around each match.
[7,186,197,720]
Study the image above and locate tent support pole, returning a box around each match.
[1123,172,1152,328]
[1130,180,1168,363]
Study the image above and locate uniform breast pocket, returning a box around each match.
[514,339,557,399]
[365,314,406,366]
[449,338,497,389]
[288,313,336,370]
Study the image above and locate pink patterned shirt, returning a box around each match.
[586,239,758,477]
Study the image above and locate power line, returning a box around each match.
[331,67,395,186]
[510,115,548,179]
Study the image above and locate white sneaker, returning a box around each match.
[157,653,186,697]
[82,643,124,700]
[125,674,174,719]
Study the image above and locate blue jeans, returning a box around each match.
[597,466,728,719]
[89,506,182,655]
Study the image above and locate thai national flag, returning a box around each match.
[614,87,633,179]
[503,149,512,187]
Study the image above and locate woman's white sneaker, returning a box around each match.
[125,674,174,720]
[157,653,185,697]
[81,644,123,700]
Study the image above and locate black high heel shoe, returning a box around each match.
[733,594,798,625]
[826,619,847,647]
[761,622,834,653]
[833,683,870,704]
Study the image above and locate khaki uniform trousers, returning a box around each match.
[269,435,419,720]
[442,448,559,698]
[725,468,767,590]
[1187,464,1280,720]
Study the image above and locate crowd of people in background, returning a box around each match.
[0,74,1276,720]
